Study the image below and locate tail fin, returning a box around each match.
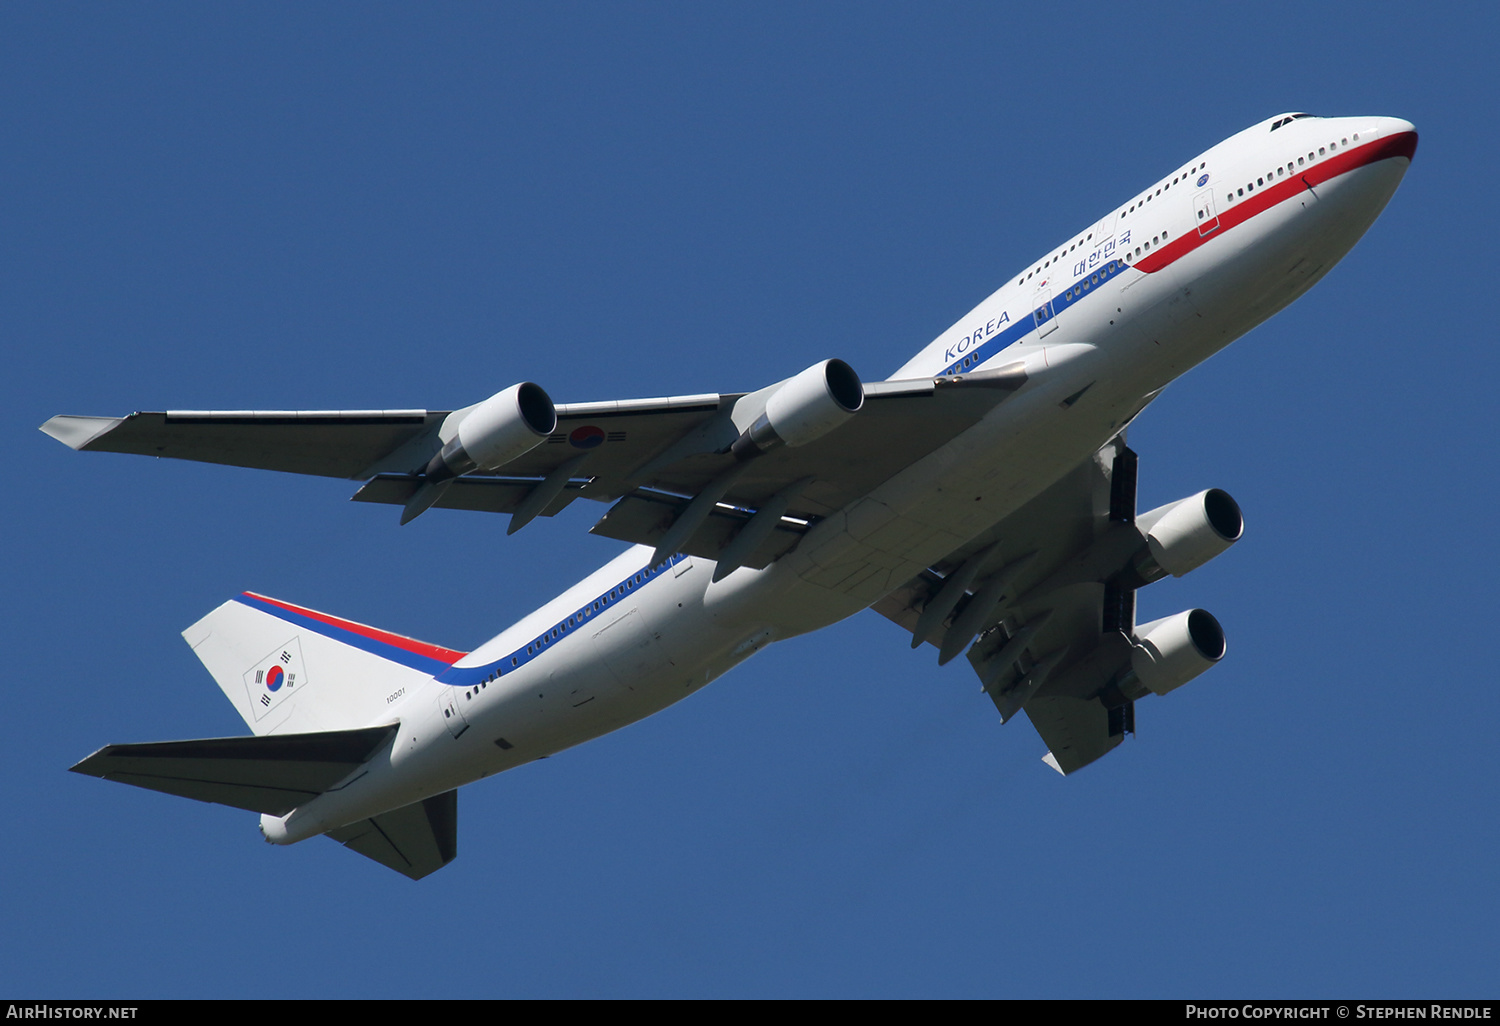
[183,592,467,736]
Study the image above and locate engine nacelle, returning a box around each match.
[730,359,863,459]
[1128,609,1226,696]
[1132,488,1243,583]
[425,382,556,481]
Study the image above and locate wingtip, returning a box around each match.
[40,414,124,450]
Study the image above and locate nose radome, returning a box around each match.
[1380,116,1418,154]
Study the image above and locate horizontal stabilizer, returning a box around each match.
[327,789,457,880]
[69,724,398,816]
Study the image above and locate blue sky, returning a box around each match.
[5,3,1496,998]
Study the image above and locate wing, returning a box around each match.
[872,437,1236,774]
[42,364,1029,572]
[41,410,446,479]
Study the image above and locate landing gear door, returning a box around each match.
[1194,189,1220,236]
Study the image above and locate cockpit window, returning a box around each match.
[1270,113,1316,131]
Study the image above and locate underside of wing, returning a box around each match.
[581,371,1027,570]
[1023,693,1130,776]
[69,724,398,816]
[610,376,1019,519]
[872,436,1241,774]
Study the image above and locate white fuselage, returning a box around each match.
[263,113,1416,846]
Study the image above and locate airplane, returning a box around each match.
[46,112,1417,879]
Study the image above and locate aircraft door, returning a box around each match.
[438,689,469,738]
[1093,211,1117,246]
[1032,287,1059,338]
[1194,189,1220,236]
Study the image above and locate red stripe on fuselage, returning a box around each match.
[1134,130,1418,275]
[242,591,467,664]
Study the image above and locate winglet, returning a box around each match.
[39,415,124,450]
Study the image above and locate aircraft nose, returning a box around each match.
[1384,116,1416,137]
[1380,117,1418,159]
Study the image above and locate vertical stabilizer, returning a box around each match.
[183,592,467,736]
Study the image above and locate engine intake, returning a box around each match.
[425,382,556,482]
[1132,488,1243,583]
[1128,608,1226,696]
[731,359,863,460]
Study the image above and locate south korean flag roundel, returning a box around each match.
[242,637,309,722]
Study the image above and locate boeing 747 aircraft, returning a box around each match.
[48,113,1417,878]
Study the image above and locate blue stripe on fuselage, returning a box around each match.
[435,552,687,689]
[936,258,1131,377]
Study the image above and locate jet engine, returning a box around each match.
[424,382,557,482]
[1127,608,1226,696]
[730,359,863,459]
[1131,488,1243,583]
